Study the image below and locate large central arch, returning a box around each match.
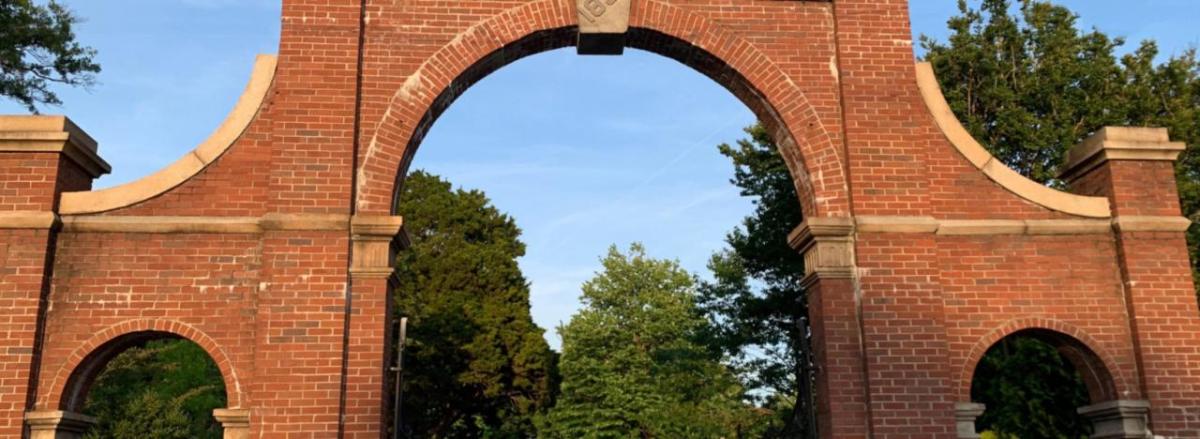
[354,0,848,220]
[1,1,1198,438]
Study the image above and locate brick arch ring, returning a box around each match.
[356,0,848,220]
[43,319,243,411]
[959,317,1128,404]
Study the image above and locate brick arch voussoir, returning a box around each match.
[959,317,1128,403]
[44,319,243,410]
[358,0,846,219]
[357,0,575,215]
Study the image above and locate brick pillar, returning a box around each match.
[271,0,361,215]
[830,1,958,433]
[790,218,870,439]
[0,117,108,437]
[344,215,405,438]
[1061,127,1200,435]
[831,0,932,216]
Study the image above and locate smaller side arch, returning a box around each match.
[44,319,243,412]
[960,318,1127,404]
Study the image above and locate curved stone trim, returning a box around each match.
[915,63,1112,218]
[58,55,278,215]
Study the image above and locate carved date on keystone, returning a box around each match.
[576,0,630,54]
[579,0,620,23]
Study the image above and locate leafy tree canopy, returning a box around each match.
[540,244,766,438]
[0,0,99,112]
[395,170,557,438]
[697,124,812,437]
[83,339,227,439]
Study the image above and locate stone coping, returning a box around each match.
[45,214,406,237]
[915,62,1112,219]
[58,55,278,215]
[0,211,60,229]
[25,410,96,432]
[5,213,1182,236]
[1060,126,1187,182]
[0,115,112,178]
[786,215,1190,240]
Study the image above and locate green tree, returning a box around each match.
[83,339,227,439]
[971,337,1091,438]
[704,3,1200,436]
[921,0,1200,291]
[697,125,813,437]
[539,244,763,439]
[395,170,557,438]
[0,0,99,112]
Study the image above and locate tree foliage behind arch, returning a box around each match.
[394,170,558,438]
[83,339,227,439]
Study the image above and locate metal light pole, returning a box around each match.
[391,317,408,439]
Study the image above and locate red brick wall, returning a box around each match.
[0,229,54,437]
[1,1,1197,438]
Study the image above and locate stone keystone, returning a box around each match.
[576,0,632,55]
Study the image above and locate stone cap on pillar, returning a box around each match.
[0,115,111,178]
[25,410,97,434]
[1076,399,1151,439]
[954,402,986,439]
[788,217,856,281]
[213,408,250,427]
[1060,127,1185,184]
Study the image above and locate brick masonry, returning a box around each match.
[1,1,1198,438]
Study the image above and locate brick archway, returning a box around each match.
[2,1,1199,438]
[959,318,1127,403]
[356,0,847,219]
[45,319,243,412]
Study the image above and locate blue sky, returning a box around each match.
[7,1,1197,348]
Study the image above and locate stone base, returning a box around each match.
[954,402,986,439]
[213,408,251,439]
[1077,400,1152,439]
[25,411,97,439]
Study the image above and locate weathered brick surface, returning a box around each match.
[1,1,1198,438]
[0,229,53,437]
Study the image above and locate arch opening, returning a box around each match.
[380,18,827,438]
[384,26,828,220]
[966,329,1118,438]
[56,331,234,439]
